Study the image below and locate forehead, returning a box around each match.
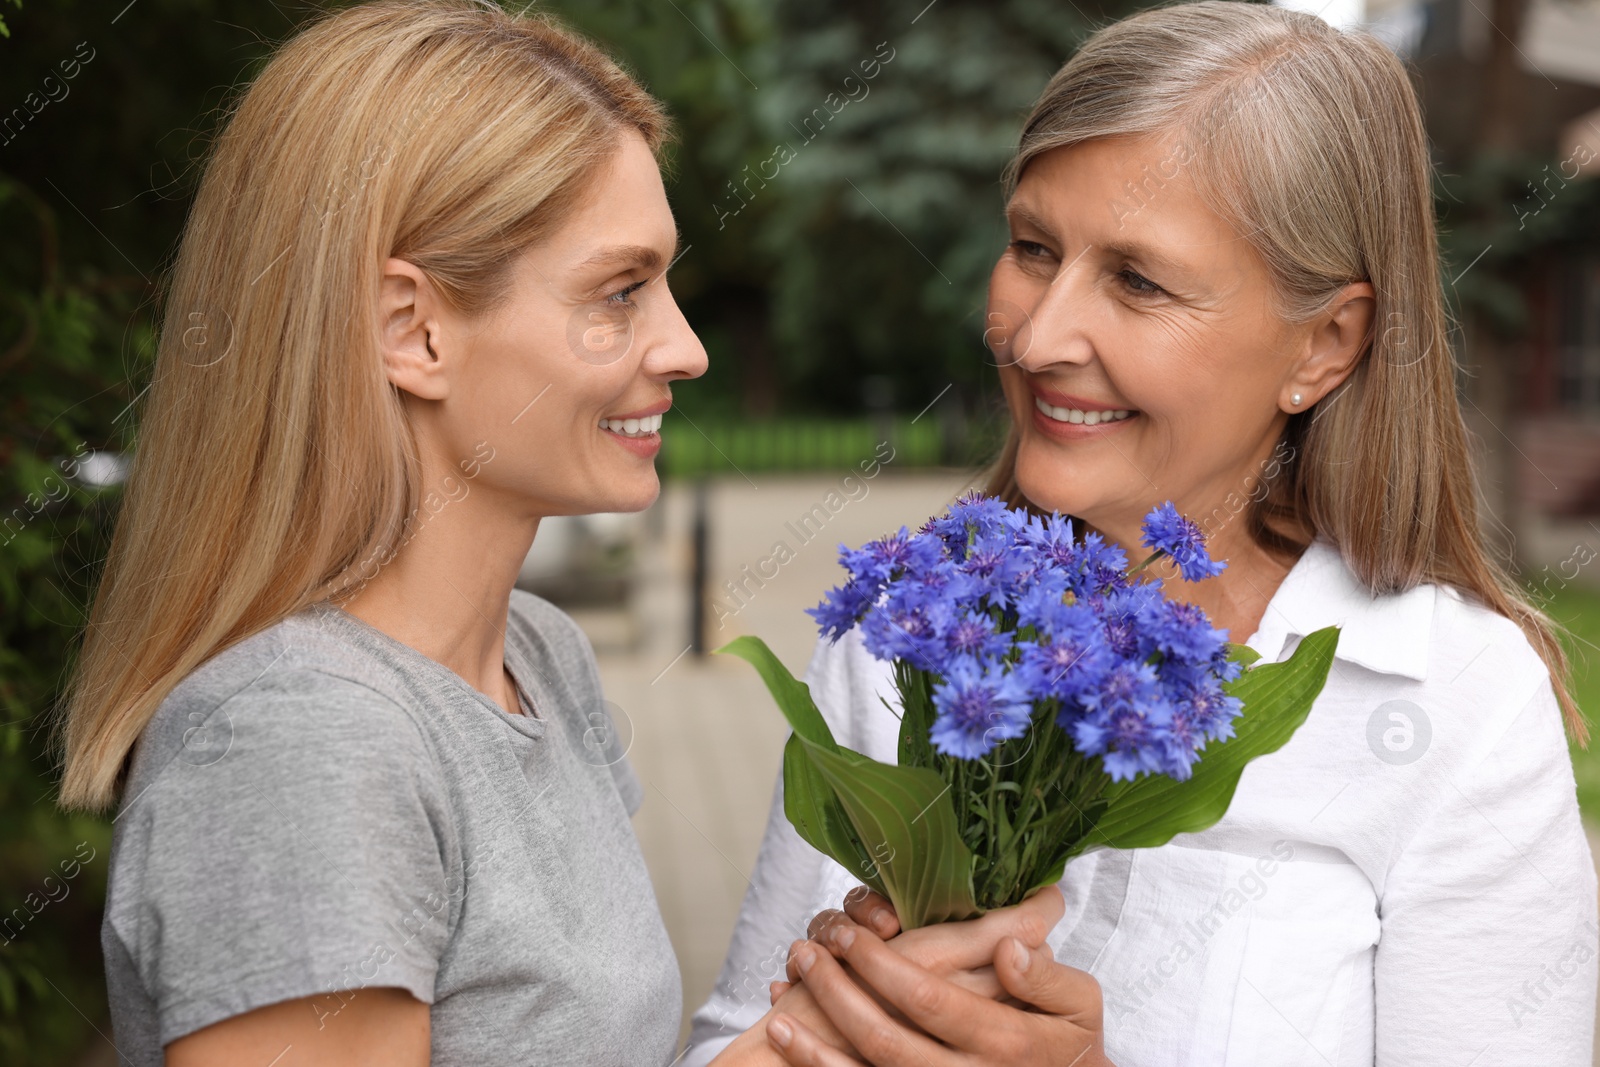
[543,131,677,264]
[1009,134,1257,277]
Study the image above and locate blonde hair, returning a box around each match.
[983,0,1587,741]
[56,0,671,811]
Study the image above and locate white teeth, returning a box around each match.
[1035,396,1134,425]
[598,412,662,436]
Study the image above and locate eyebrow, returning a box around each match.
[572,236,680,277]
[1005,201,1195,281]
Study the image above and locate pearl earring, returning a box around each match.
[1290,392,1303,407]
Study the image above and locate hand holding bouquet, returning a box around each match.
[722,493,1337,929]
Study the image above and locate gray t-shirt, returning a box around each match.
[102,590,681,1065]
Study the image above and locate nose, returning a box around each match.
[1011,246,1098,374]
[643,283,708,383]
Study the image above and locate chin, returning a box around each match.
[597,475,660,515]
[1013,440,1082,516]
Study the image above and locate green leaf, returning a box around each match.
[716,636,837,751]
[1227,642,1262,667]
[1090,625,1340,850]
[781,734,886,897]
[802,737,980,929]
[720,635,977,926]
[716,637,884,893]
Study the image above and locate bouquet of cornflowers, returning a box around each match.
[721,493,1337,929]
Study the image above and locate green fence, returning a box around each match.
[658,416,962,477]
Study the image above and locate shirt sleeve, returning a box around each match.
[105,666,459,1048]
[682,635,868,1066]
[1374,676,1598,1065]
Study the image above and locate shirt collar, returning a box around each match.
[1244,535,1436,682]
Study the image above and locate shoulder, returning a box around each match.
[1293,537,1559,754]
[122,616,439,820]
[1424,583,1556,733]
[1336,577,1574,810]
[106,619,457,1047]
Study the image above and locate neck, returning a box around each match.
[1088,511,1308,648]
[338,480,538,714]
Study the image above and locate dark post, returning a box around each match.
[689,478,709,656]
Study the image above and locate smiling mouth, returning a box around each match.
[598,413,662,438]
[1033,396,1137,425]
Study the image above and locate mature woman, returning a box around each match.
[56,1,1110,1064]
[688,4,1599,1065]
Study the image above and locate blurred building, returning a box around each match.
[1369,0,1600,578]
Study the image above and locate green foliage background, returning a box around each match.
[0,0,1595,1061]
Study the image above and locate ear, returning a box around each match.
[380,257,452,401]
[1283,281,1375,413]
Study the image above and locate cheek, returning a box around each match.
[1112,314,1247,415]
[996,365,1030,416]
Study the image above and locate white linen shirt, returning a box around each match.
[684,535,1598,1066]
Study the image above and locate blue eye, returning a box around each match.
[607,280,648,307]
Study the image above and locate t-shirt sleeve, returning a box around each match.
[105,666,459,1048]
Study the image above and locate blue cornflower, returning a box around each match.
[1156,661,1243,745]
[1014,570,1073,635]
[810,493,1243,785]
[1020,513,1079,569]
[845,527,920,582]
[925,491,1018,560]
[1184,674,1244,743]
[1099,584,1163,661]
[957,531,1034,609]
[944,611,1014,662]
[1141,502,1226,582]
[861,590,953,674]
[1073,531,1130,598]
[1072,661,1178,781]
[807,577,883,642]
[1149,599,1231,664]
[1018,608,1113,704]
[930,656,1033,758]
[1160,703,1204,781]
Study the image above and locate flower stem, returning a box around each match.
[1126,548,1167,578]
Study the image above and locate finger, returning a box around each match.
[885,884,1065,974]
[771,980,793,1006]
[766,1012,868,1066]
[787,939,810,985]
[807,908,848,941]
[792,938,963,1065]
[990,883,1064,946]
[842,885,899,940]
[811,913,871,963]
[995,936,1104,1031]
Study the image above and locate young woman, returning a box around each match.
[56,2,1106,1064]
[689,4,1599,1065]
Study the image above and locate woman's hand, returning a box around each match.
[765,887,1114,1066]
[771,885,1047,1007]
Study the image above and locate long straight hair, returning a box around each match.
[982,0,1586,740]
[56,0,671,812]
